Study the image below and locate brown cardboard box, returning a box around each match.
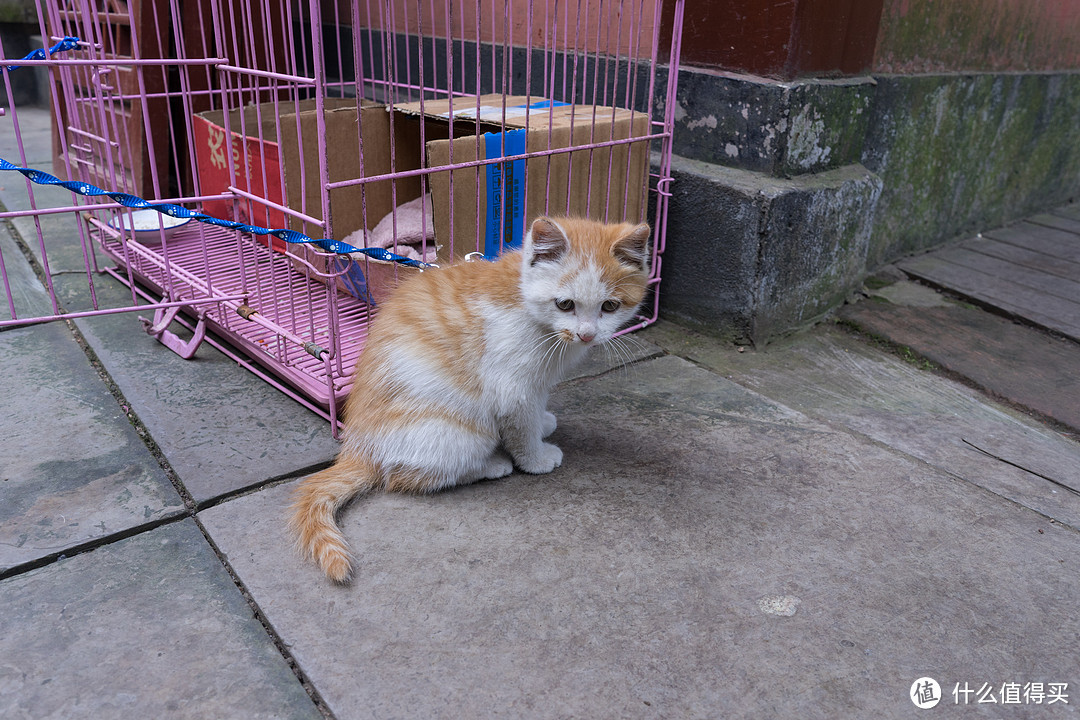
[193,102,289,250]
[276,100,430,304]
[194,98,437,304]
[394,94,651,262]
[229,94,649,305]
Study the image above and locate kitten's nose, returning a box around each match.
[578,332,595,343]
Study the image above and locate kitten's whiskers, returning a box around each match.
[536,330,567,371]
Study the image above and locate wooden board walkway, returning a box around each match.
[839,298,1080,434]
[899,203,1080,342]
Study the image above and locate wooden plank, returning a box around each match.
[960,236,1080,283]
[901,256,1080,340]
[839,301,1080,438]
[984,222,1080,264]
[899,253,1080,341]
[897,200,1080,343]
[1030,212,1080,235]
[931,246,1080,305]
[901,251,1080,323]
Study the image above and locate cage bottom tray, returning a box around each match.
[95,222,375,413]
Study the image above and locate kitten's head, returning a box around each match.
[520,216,651,345]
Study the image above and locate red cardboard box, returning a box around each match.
[192,98,357,252]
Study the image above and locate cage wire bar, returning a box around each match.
[0,0,684,436]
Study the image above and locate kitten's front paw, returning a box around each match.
[482,452,515,480]
[516,442,563,474]
[541,411,558,438]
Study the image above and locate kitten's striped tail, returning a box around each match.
[288,455,380,583]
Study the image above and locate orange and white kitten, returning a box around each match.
[289,216,651,582]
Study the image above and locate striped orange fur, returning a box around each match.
[289,216,651,583]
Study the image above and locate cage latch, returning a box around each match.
[138,303,206,360]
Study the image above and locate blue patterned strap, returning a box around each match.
[0,158,432,268]
[6,36,83,71]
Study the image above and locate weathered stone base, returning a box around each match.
[660,158,881,345]
[659,68,1080,344]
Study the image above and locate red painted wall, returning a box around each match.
[669,0,1080,78]
[873,0,1080,73]
[663,0,884,79]
[328,0,1080,79]
[328,0,660,60]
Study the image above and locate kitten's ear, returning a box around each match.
[613,223,651,271]
[525,217,569,266]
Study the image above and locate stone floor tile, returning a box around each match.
[0,322,183,573]
[0,519,322,720]
[66,274,340,503]
[200,355,1080,719]
[0,220,52,321]
[646,322,1080,529]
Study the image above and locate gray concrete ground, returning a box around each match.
[2,108,1080,719]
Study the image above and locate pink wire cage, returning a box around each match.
[0,0,685,435]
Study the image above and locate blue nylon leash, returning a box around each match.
[6,36,82,71]
[0,159,432,268]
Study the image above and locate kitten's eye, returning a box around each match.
[555,298,575,312]
[601,300,620,313]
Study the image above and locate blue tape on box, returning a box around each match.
[516,100,571,110]
[483,128,527,259]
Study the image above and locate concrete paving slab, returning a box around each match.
[0,106,72,322]
[565,332,665,382]
[62,263,657,504]
[0,322,183,574]
[0,519,322,720]
[0,108,81,263]
[868,279,952,308]
[1056,202,1080,222]
[0,220,52,321]
[0,204,341,502]
[64,274,341,503]
[199,354,1080,719]
[646,321,1080,531]
[0,107,53,168]
[0,107,341,499]
[10,210,97,278]
[0,107,113,312]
